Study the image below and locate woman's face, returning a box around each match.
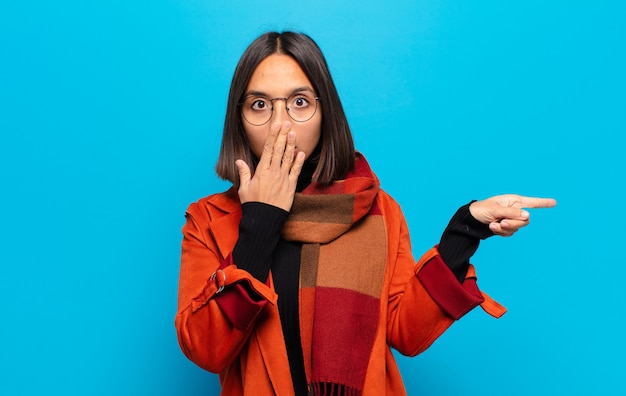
[242,54,322,161]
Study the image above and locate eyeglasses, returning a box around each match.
[239,91,320,126]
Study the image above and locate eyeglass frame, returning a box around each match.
[238,93,321,126]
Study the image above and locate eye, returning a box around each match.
[290,95,310,109]
[249,99,269,111]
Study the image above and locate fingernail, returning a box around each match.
[521,210,529,219]
[283,121,292,129]
[288,131,295,140]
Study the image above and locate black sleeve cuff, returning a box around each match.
[438,201,494,282]
[232,202,289,281]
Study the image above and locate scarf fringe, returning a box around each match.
[310,382,361,396]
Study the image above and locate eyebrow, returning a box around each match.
[244,86,315,98]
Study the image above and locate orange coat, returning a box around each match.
[175,187,504,395]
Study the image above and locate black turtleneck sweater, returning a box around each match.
[231,159,493,395]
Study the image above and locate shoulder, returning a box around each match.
[374,189,411,241]
[186,186,242,222]
[376,189,403,215]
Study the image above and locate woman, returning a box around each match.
[175,31,555,396]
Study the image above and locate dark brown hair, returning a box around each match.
[215,31,355,186]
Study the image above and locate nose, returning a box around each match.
[270,98,289,124]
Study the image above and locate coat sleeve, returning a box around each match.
[174,204,278,373]
[384,196,505,357]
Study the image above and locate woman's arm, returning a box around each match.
[175,204,278,373]
[386,194,555,356]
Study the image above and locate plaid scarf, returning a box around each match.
[281,154,387,396]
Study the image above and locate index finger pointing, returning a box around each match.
[519,196,557,209]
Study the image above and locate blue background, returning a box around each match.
[1,1,624,395]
